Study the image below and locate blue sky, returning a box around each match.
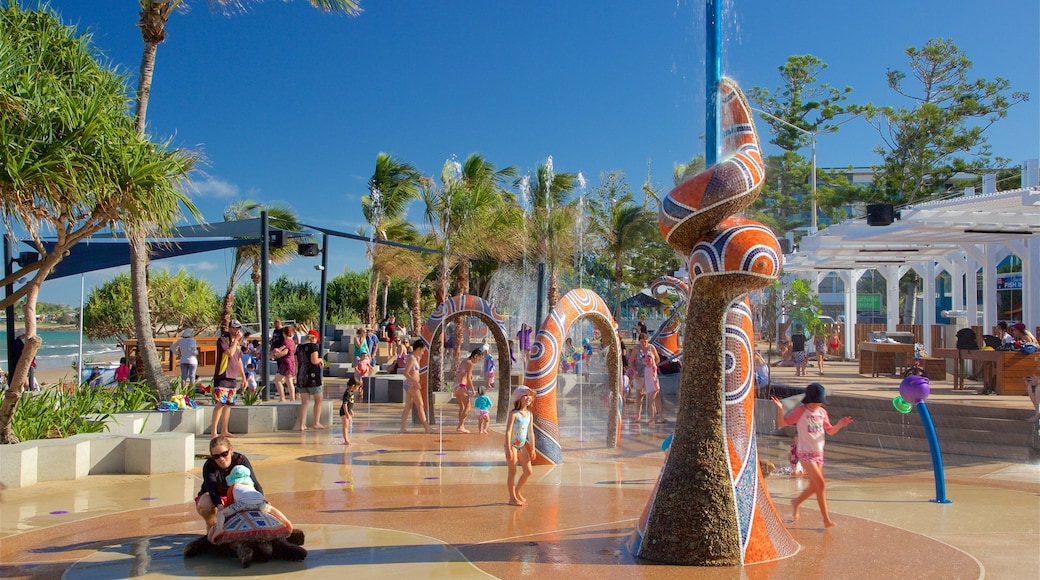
[30,0,1040,307]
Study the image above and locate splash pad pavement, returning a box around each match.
[1,385,1035,579]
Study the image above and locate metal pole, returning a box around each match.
[318,233,329,358]
[535,262,546,329]
[705,0,722,166]
[78,273,85,381]
[810,135,818,233]
[4,234,16,377]
[915,401,952,504]
[260,211,270,399]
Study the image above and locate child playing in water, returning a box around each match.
[473,389,493,434]
[504,386,536,506]
[772,383,853,528]
[339,377,360,445]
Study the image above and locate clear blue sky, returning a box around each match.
[31,0,1040,307]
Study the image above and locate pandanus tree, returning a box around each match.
[219,201,303,331]
[0,4,198,442]
[363,153,424,326]
[129,0,361,394]
[524,161,579,309]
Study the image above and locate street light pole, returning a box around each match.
[810,133,817,233]
[751,108,863,234]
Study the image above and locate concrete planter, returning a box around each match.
[228,405,278,434]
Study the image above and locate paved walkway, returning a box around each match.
[765,356,1036,412]
[1,365,1037,579]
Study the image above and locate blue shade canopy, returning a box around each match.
[37,238,257,280]
[22,218,442,280]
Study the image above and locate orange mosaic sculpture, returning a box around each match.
[629,78,798,565]
[523,288,622,464]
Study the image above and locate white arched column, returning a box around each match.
[921,261,937,353]
[883,265,901,331]
[839,269,865,360]
[961,245,983,327]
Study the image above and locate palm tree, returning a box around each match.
[592,172,656,318]
[129,0,361,394]
[424,153,522,300]
[362,153,424,326]
[0,4,197,441]
[525,161,579,309]
[219,201,303,330]
[422,154,524,379]
[373,223,436,331]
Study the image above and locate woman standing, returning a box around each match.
[171,328,199,385]
[295,329,325,431]
[453,348,484,433]
[813,328,827,376]
[272,326,297,403]
[401,339,434,434]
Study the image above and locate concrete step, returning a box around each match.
[836,419,1033,444]
[833,430,1033,462]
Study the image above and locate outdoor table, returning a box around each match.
[859,342,915,377]
[933,348,1040,395]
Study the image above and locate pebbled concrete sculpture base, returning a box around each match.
[629,78,798,565]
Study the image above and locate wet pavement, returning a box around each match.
[1,365,1037,579]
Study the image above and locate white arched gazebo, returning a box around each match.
[783,186,1040,358]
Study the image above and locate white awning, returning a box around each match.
[784,187,1040,271]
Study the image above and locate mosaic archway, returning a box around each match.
[629,79,797,566]
[648,275,691,359]
[524,288,622,465]
[417,295,511,424]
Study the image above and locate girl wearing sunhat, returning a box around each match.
[505,386,537,506]
[771,383,852,528]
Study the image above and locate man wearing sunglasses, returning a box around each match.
[195,435,262,532]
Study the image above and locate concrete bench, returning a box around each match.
[258,402,336,431]
[124,432,194,475]
[228,405,278,434]
[34,437,92,482]
[0,441,39,488]
[70,433,127,475]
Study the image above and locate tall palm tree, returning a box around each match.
[428,153,522,299]
[592,172,656,318]
[422,154,523,378]
[525,162,579,309]
[129,0,361,393]
[362,153,424,326]
[219,201,302,330]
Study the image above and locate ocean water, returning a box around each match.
[0,330,122,372]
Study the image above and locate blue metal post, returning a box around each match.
[705,0,722,165]
[915,401,953,503]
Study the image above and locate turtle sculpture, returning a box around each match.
[183,528,306,568]
[183,465,307,568]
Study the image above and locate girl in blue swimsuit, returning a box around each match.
[505,386,536,506]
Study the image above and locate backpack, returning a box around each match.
[955,328,978,350]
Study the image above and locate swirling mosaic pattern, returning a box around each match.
[648,276,691,359]
[524,289,622,464]
[630,78,797,566]
[416,295,510,417]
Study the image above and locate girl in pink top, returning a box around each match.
[772,383,852,528]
